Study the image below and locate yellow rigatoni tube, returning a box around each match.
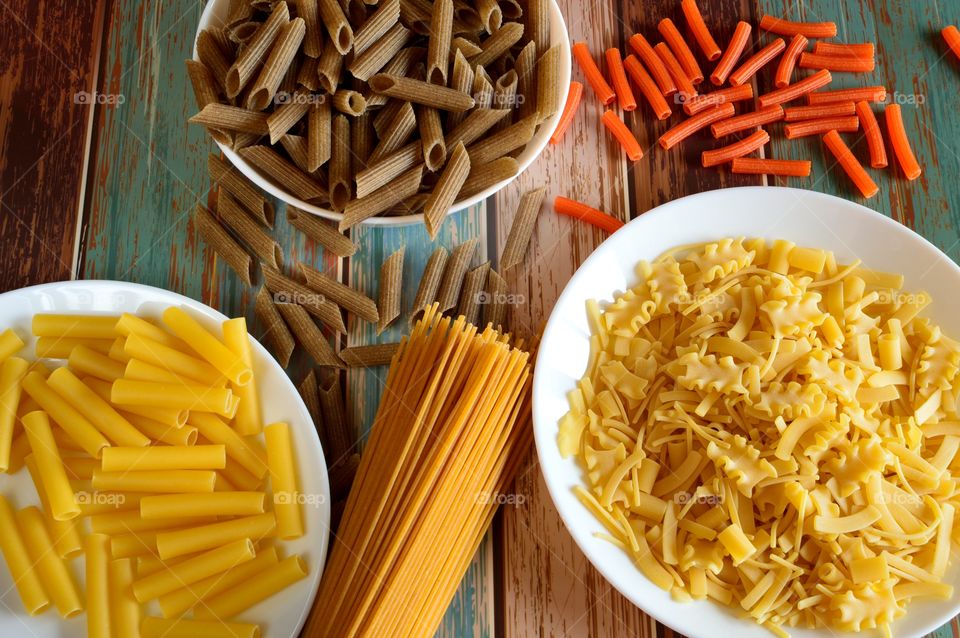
[124,358,227,387]
[141,492,265,519]
[123,333,224,385]
[22,411,81,521]
[93,469,216,493]
[0,496,50,615]
[21,371,110,458]
[194,555,307,619]
[68,345,126,381]
[111,530,162,559]
[109,337,130,363]
[125,415,198,446]
[32,314,119,339]
[157,546,279,618]
[16,506,83,617]
[47,367,150,447]
[115,313,187,350]
[24,455,83,558]
[83,376,187,428]
[90,510,214,535]
[190,412,268,478]
[0,328,25,361]
[132,538,256,602]
[265,422,304,539]
[162,307,253,386]
[110,559,140,638]
[86,534,111,638]
[156,512,276,559]
[223,317,262,435]
[111,379,235,417]
[102,445,226,472]
[35,337,113,359]
[141,617,261,638]
[0,356,28,471]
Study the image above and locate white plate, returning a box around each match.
[193,0,572,226]
[0,280,329,638]
[533,186,960,638]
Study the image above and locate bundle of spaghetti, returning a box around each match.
[305,304,531,637]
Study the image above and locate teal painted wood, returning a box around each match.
[348,205,494,638]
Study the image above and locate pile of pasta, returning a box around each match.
[304,304,531,636]
[189,0,561,235]
[558,237,960,636]
[0,308,313,637]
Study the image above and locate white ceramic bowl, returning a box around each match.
[193,0,571,226]
[533,186,960,638]
[0,280,329,638]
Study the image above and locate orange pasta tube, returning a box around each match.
[943,26,960,60]
[681,0,720,61]
[885,103,922,180]
[659,102,735,149]
[601,110,643,161]
[553,197,624,234]
[711,21,751,85]
[814,42,875,58]
[799,52,875,72]
[729,38,786,87]
[683,84,753,116]
[731,157,811,176]
[759,15,837,38]
[572,42,615,105]
[605,49,636,111]
[623,55,671,120]
[856,100,888,168]
[702,129,769,167]
[807,86,886,105]
[822,129,879,198]
[549,82,584,145]
[655,42,696,99]
[784,101,855,121]
[658,18,703,84]
[774,34,807,88]
[784,115,859,138]
[758,68,831,107]
[628,33,676,95]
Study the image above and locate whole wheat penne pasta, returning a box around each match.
[247,18,306,110]
[217,191,283,268]
[424,141,470,238]
[369,101,416,164]
[262,266,347,333]
[476,0,502,32]
[535,44,560,124]
[47,367,150,447]
[457,262,490,324]
[319,372,352,460]
[286,207,357,257]
[307,102,332,172]
[400,0,432,32]
[471,21,524,68]
[296,56,320,90]
[22,371,110,458]
[231,131,261,150]
[377,247,406,334]
[317,39,343,94]
[351,23,411,81]
[369,74,475,111]
[161,306,251,386]
[483,268,507,328]
[22,411,81,521]
[193,555,307,620]
[339,343,401,367]
[426,0,454,84]
[354,0,400,55]
[196,30,232,92]
[390,192,430,216]
[266,99,310,144]
[280,134,311,172]
[341,165,424,229]
[299,369,322,433]
[466,114,537,166]
[298,262,379,323]
[500,186,546,270]
[458,156,519,199]
[448,49,475,127]
[208,154,275,227]
[445,108,511,148]
[184,61,231,145]
[436,237,479,312]
[353,113,373,172]
[16,506,82,617]
[226,0,253,26]
[527,0,549,54]
[190,103,268,135]
[155,513,275,560]
[226,2,289,97]
[514,40,538,119]
[328,114,353,211]
[276,302,343,366]
[452,36,483,57]
[412,247,449,319]
[419,106,447,172]
[333,89,368,116]
[452,0,481,31]
[296,0,323,57]
[229,21,260,44]
[329,452,360,499]
[372,98,407,138]
[239,145,327,202]
[318,0,354,53]
[355,143,422,198]
[493,70,519,130]
[366,47,424,109]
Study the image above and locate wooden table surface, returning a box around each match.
[3,0,960,636]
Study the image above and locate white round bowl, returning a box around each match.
[0,280,329,638]
[193,0,572,226]
[533,186,960,638]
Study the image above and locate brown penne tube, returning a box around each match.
[296,57,320,90]
[515,40,538,119]
[483,268,507,329]
[435,237,479,312]
[266,100,310,144]
[457,157,519,200]
[194,205,253,286]
[208,154,275,228]
[262,266,347,334]
[477,0,503,32]
[308,102,332,173]
[226,2,289,98]
[411,247,449,320]
[471,66,494,109]
[365,46,424,109]
[189,104,269,135]
[493,70,519,131]
[470,21,524,68]
[527,0,550,54]
[500,186,546,270]
[298,369,324,439]
[185,61,231,145]
[535,43,560,124]
[423,142,470,238]
[280,134,311,173]
[286,208,357,257]
[368,74,475,111]
[298,263,379,324]
[338,343,401,367]
[447,49,475,128]
[354,0,400,56]
[330,115,352,211]
[418,106,447,172]
[216,190,283,269]
[500,0,522,19]
[354,142,421,198]
[247,18,306,111]
[296,0,323,58]
[318,0,354,54]
[238,145,328,202]
[340,166,423,230]
[255,287,295,368]
[457,262,490,325]
[318,372,353,463]
[329,453,360,500]
[317,39,343,94]
[349,23,411,82]
[465,114,537,165]
[445,108,511,148]
[426,0,454,84]
[377,247,405,334]
[332,90,367,116]
[275,303,343,367]
[196,30,232,92]
[368,102,416,164]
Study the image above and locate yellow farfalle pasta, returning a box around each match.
[559,237,960,636]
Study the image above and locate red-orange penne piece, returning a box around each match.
[731,157,811,177]
[774,34,808,88]
[855,100,887,169]
[885,104,922,180]
[554,197,624,234]
[605,49,637,111]
[759,15,837,38]
[623,55,672,120]
[681,0,721,61]
[601,110,643,161]
[702,129,769,167]
[549,82,584,145]
[659,102,735,149]
[729,38,786,87]
[784,115,859,139]
[572,42,616,105]
[822,129,879,198]
[711,21,751,85]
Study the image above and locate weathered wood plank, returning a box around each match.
[0,0,106,291]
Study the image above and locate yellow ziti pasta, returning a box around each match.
[558,238,960,636]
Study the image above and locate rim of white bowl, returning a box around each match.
[193,0,571,226]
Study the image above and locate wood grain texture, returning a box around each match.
[0,0,106,291]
